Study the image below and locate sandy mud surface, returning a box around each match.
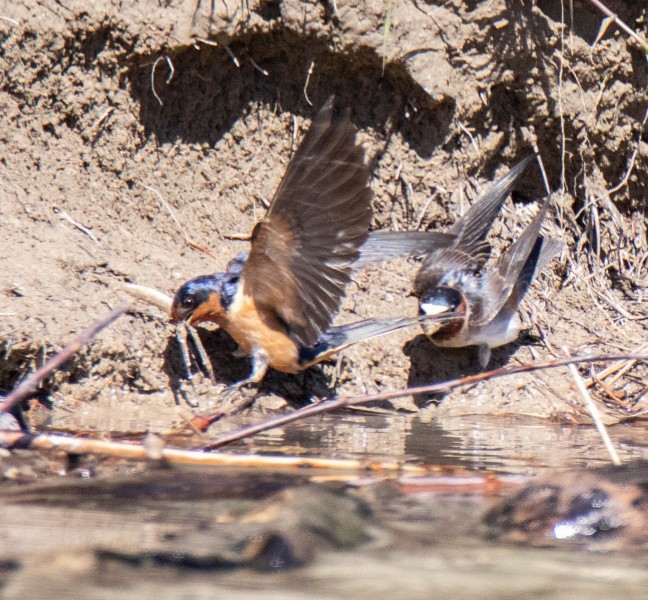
[0,2,648,597]
[0,0,646,435]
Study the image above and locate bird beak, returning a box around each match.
[169,303,191,324]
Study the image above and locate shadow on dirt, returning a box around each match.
[404,333,526,405]
[162,326,339,406]
[128,28,455,161]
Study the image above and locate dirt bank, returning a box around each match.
[0,0,646,432]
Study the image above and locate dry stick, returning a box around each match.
[143,184,188,237]
[589,369,626,409]
[90,106,115,133]
[568,362,621,465]
[123,283,172,313]
[150,56,174,107]
[531,143,551,199]
[248,56,268,77]
[0,303,130,415]
[586,0,648,53]
[607,107,648,195]
[201,351,648,450]
[53,206,99,244]
[303,60,315,106]
[0,430,437,474]
[583,341,648,387]
[0,15,19,26]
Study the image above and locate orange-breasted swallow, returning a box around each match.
[170,98,456,391]
[414,159,562,367]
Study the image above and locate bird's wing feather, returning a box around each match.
[414,157,533,295]
[474,196,554,324]
[243,98,372,346]
[354,230,456,269]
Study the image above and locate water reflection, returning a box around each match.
[230,412,648,475]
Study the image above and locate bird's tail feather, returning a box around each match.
[298,313,453,367]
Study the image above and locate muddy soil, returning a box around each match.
[0,0,646,433]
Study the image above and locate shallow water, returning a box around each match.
[225,411,648,473]
[3,410,648,598]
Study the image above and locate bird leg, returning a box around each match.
[220,347,269,409]
[477,344,492,369]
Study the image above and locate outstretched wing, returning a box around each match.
[450,156,533,260]
[414,157,533,295]
[353,230,456,269]
[475,196,556,324]
[242,98,372,346]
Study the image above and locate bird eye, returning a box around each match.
[181,296,195,310]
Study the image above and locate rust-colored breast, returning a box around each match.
[225,287,301,373]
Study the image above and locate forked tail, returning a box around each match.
[298,313,453,367]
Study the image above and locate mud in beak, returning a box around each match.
[169,299,193,324]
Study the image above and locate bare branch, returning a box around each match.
[0,304,130,415]
[201,351,648,450]
[0,430,446,474]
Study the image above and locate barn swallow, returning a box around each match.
[170,98,456,393]
[415,186,562,367]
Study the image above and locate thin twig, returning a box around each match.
[531,144,552,196]
[413,192,437,230]
[143,184,188,238]
[607,107,648,194]
[150,56,174,107]
[90,106,115,133]
[52,206,99,244]
[303,61,315,106]
[248,56,268,76]
[223,232,252,240]
[586,0,648,53]
[0,304,130,415]
[0,15,19,26]
[224,45,240,67]
[123,284,172,313]
[143,185,216,259]
[201,351,648,450]
[194,37,219,47]
[589,368,626,408]
[568,361,621,465]
[457,121,481,160]
[583,342,648,387]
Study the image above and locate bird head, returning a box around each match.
[418,286,467,338]
[170,274,225,325]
